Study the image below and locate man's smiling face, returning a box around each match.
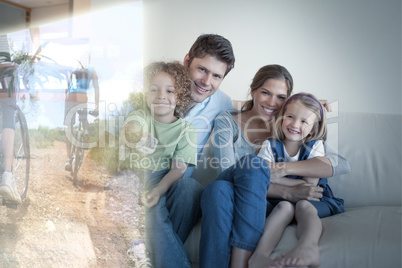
[184,54,228,105]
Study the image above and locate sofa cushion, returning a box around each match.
[271,206,401,268]
[185,206,402,268]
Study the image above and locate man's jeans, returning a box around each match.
[145,169,203,268]
[200,154,271,268]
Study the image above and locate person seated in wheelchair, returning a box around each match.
[0,62,22,204]
[64,52,99,171]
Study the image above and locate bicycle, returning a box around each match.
[69,108,98,185]
[0,102,30,208]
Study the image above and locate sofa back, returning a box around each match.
[193,112,402,208]
[326,112,401,207]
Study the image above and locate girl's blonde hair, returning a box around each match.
[274,92,327,142]
[143,61,192,117]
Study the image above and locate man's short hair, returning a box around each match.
[187,34,235,76]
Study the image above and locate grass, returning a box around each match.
[27,92,140,175]
[28,126,65,149]
[27,121,123,175]
[88,130,120,174]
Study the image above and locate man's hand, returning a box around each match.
[286,184,323,203]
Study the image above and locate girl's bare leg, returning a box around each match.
[65,124,73,171]
[273,200,322,268]
[2,128,14,172]
[230,247,253,268]
[0,128,22,204]
[248,201,295,268]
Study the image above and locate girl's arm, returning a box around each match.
[267,140,345,202]
[271,177,306,187]
[302,176,319,186]
[267,183,323,203]
[213,112,236,173]
[270,175,319,191]
[143,161,187,207]
[258,141,319,194]
[91,68,100,111]
[269,143,350,179]
[269,156,333,179]
[66,71,72,95]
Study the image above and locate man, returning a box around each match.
[183,34,235,176]
[146,34,235,268]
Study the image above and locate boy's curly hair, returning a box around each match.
[143,61,192,117]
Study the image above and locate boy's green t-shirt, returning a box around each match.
[122,109,197,172]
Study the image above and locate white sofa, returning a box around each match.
[184,112,402,268]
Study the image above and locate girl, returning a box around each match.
[120,61,200,268]
[250,93,344,268]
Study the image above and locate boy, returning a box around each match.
[121,61,197,267]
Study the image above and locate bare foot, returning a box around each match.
[273,245,321,268]
[248,252,279,268]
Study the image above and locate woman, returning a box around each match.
[0,62,22,204]
[200,65,350,268]
[64,52,99,171]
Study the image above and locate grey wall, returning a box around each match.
[0,3,25,35]
[143,0,401,115]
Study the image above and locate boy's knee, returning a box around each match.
[178,177,203,194]
[146,200,168,224]
[171,177,203,202]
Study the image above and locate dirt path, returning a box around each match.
[0,141,145,267]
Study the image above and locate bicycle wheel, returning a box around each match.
[12,105,30,201]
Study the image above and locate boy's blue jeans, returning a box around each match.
[145,169,203,268]
[200,154,271,268]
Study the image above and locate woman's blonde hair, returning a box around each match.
[274,92,327,142]
[143,61,192,117]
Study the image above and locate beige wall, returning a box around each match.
[143,0,401,115]
[30,4,70,27]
